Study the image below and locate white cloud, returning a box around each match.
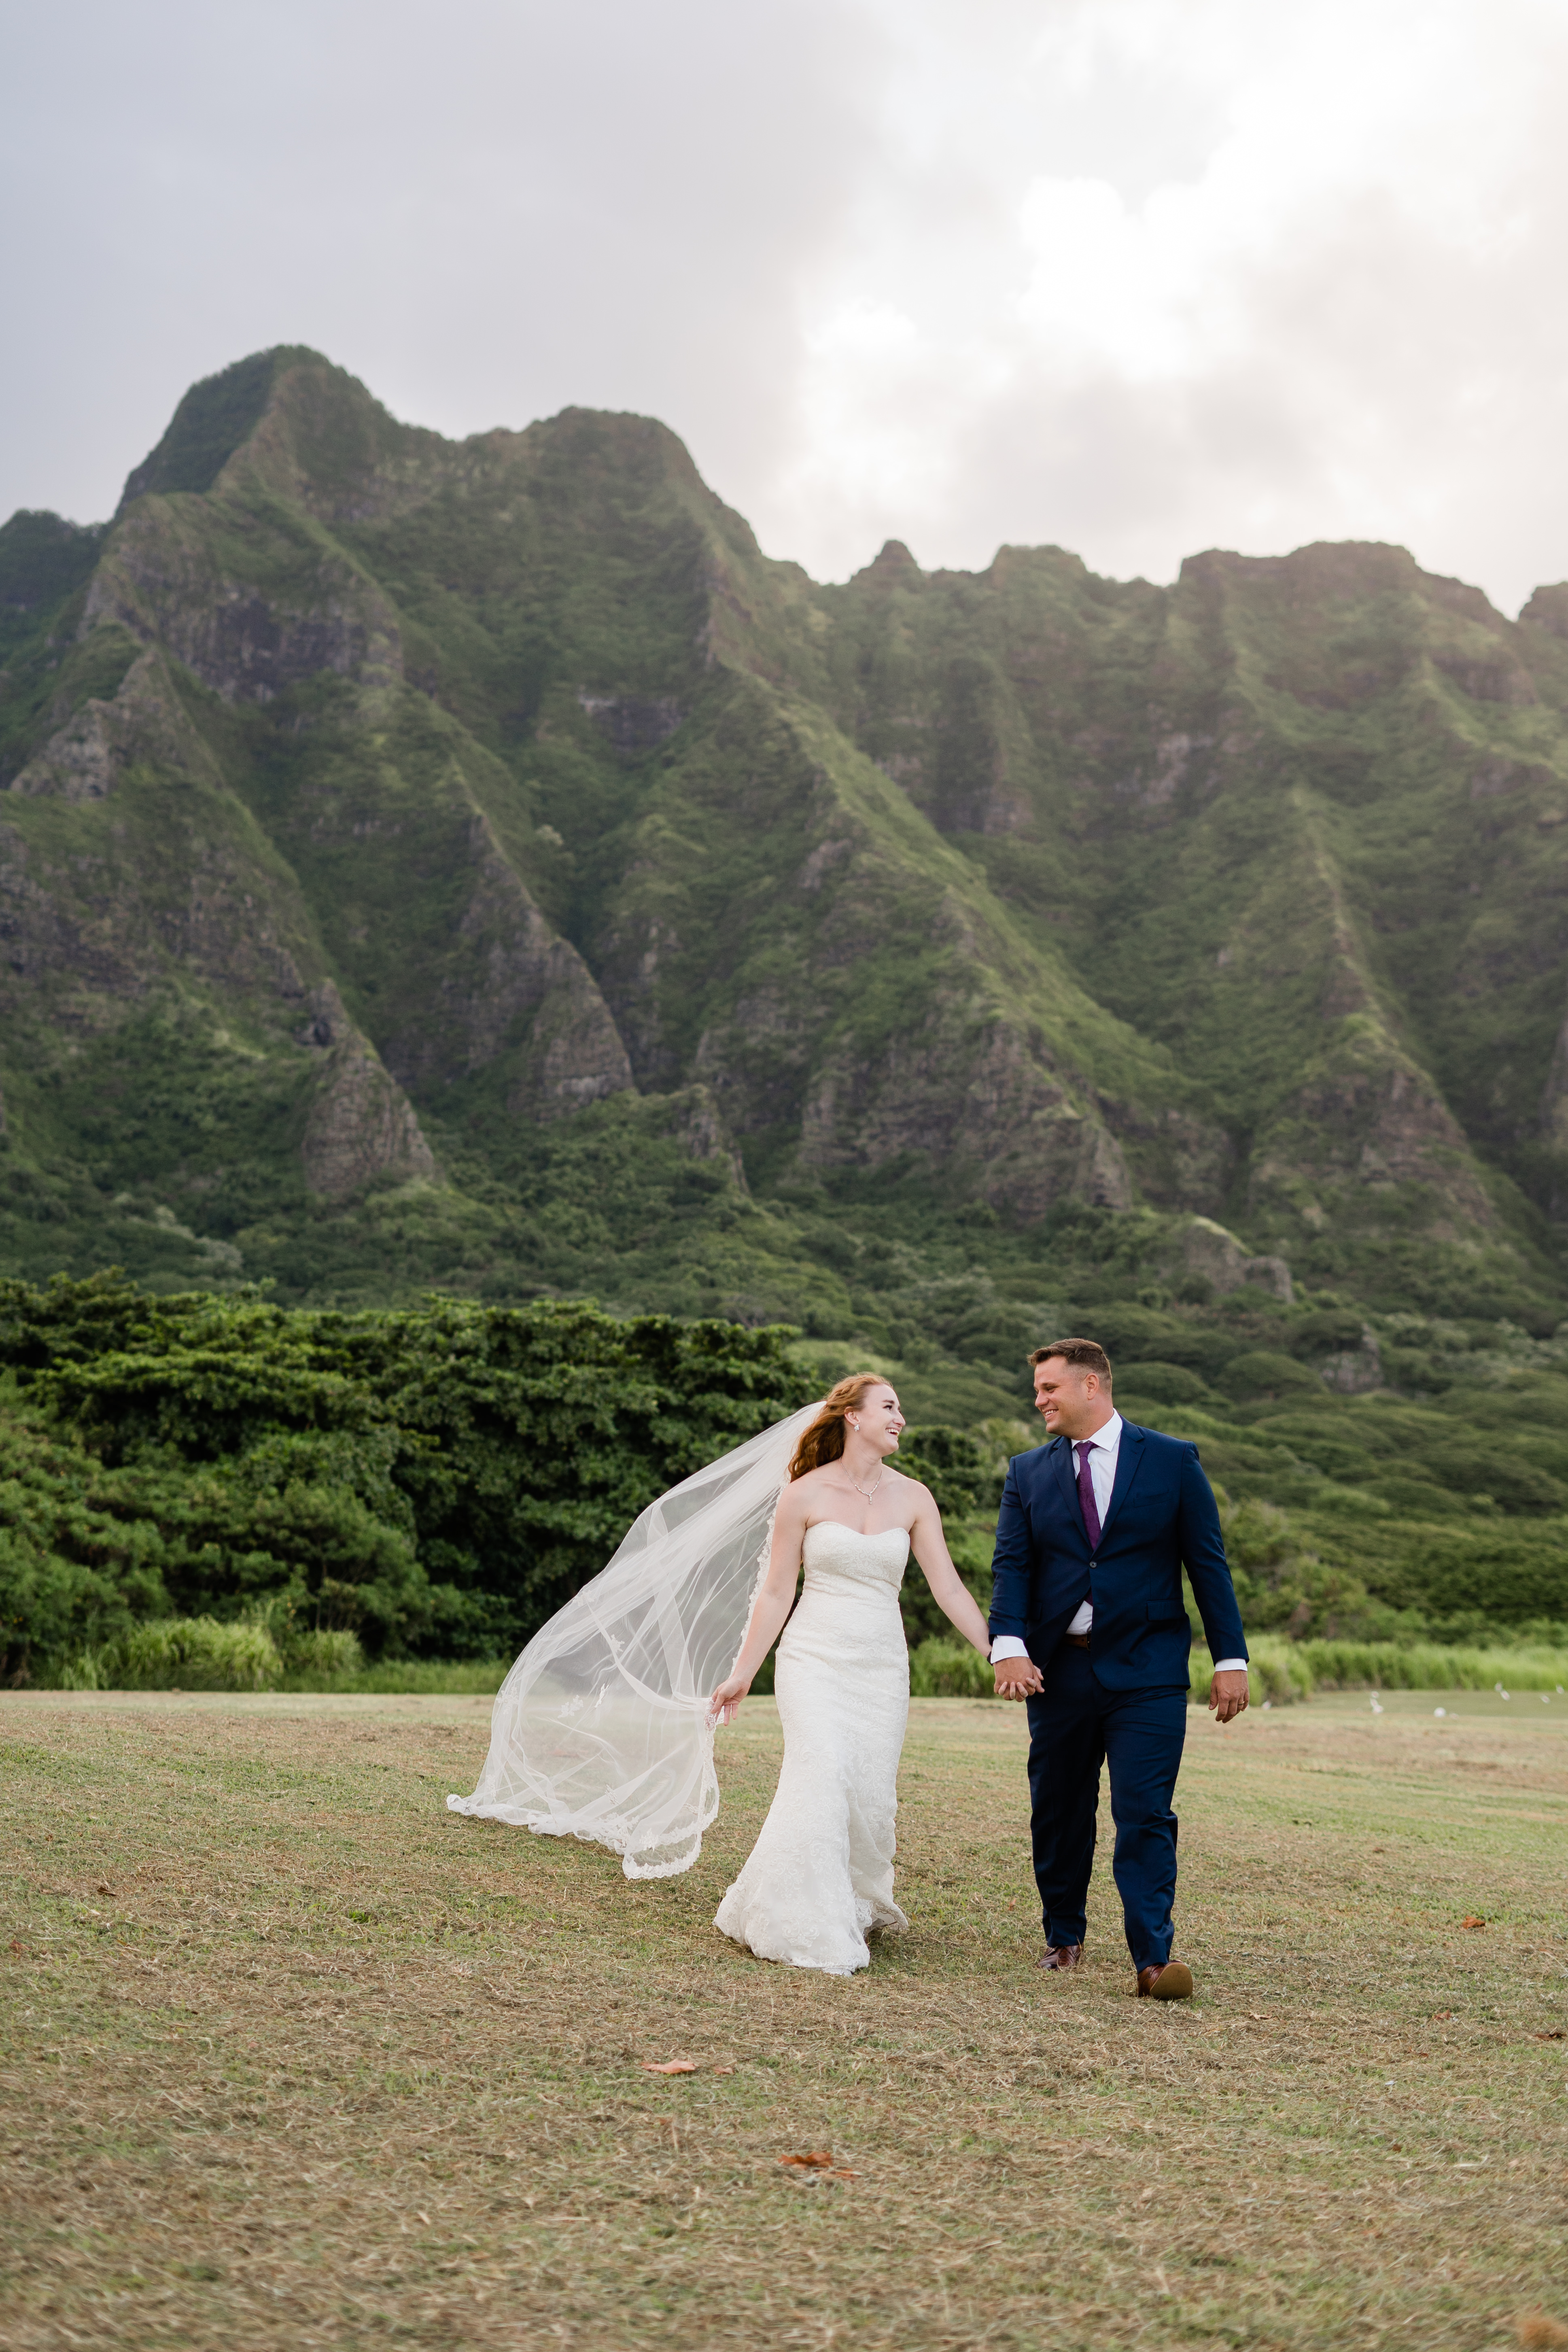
[3,0,1568,611]
[760,0,1568,605]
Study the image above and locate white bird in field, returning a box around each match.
[1370,1696,1384,1715]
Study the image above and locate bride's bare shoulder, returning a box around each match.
[887,1464,937,1506]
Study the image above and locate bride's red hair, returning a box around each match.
[788,1375,890,1480]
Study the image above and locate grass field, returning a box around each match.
[2,1689,1565,2351]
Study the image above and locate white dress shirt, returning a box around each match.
[989,1411,1247,1675]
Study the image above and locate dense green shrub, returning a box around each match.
[0,1401,429,1671]
[1218,1351,1322,1401]
[1362,1525,1568,1623]
[1118,1362,1211,1405]
[1286,1310,1369,1359]
[63,1613,283,1692]
[274,1622,364,1681]
[1087,1305,1235,1382]
[908,1637,993,1697]
[0,1274,808,1682]
[895,1424,996,1517]
[8,1268,1568,1689]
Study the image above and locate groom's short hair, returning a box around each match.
[1028,1337,1112,1383]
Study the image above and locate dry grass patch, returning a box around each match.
[1,1687,1565,2350]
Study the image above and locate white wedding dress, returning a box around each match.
[446,1407,918,1979]
[713,1520,912,1976]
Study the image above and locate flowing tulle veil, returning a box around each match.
[447,1401,822,1878]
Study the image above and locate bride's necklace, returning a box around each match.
[844,1463,883,1501]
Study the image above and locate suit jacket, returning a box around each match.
[987,1421,1247,1692]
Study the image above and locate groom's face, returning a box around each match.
[1033,1356,1105,1438]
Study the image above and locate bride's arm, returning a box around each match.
[708,1485,809,1720]
[908,1486,992,1655]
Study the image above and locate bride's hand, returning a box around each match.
[709,1674,750,1724]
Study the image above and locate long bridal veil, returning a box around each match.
[447,1401,820,1878]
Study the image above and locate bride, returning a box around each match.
[446,1373,991,1978]
[709,1375,992,1974]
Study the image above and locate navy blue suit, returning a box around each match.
[988,1421,1247,1969]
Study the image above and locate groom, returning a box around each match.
[988,1338,1249,2000]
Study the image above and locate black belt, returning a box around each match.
[1064,1632,1090,1649]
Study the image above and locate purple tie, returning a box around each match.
[1075,1441,1102,1550]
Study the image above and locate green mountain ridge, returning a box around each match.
[2,345,1566,1342]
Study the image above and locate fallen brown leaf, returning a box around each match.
[642,2059,698,2075]
[1514,2314,1568,2349]
[779,2151,835,2170]
[1534,2030,1566,2042]
[1461,1915,1486,1929]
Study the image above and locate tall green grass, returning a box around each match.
[49,1625,1568,1705]
[1297,1638,1568,1693]
[906,1635,1318,1704]
[908,1634,1568,1705]
[60,1615,289,1692]
[51,1621,509,1696]
[296,1659,507,1696]
[1190,1637,1568,1700]
[59,1616,363,1693]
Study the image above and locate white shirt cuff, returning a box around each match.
[991,1640,1247,1672]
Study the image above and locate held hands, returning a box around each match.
[1209,1668,1248,1724]
[993,1656,1044,1702]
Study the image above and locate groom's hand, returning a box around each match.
[1208,1669,1249,1724]
[994,1657,1043,1701]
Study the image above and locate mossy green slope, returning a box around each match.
[790,539,1568,1290]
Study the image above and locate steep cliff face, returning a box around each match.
[782,534,1568,1262]
[297,983,437,1197]
[1,346,1565,1310]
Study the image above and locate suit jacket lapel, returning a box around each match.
[1096,1422,1146,1547]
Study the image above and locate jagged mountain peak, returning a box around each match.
[2,346,1565,1317]
[852,538,925,589]
[117,345,339,509]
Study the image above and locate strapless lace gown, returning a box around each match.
[713,1520,911,1975]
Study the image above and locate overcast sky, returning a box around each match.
[4,0,1567,611]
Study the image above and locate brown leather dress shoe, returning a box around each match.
[1136,1960,1195,2000]
[1038,1943,1084,1972]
